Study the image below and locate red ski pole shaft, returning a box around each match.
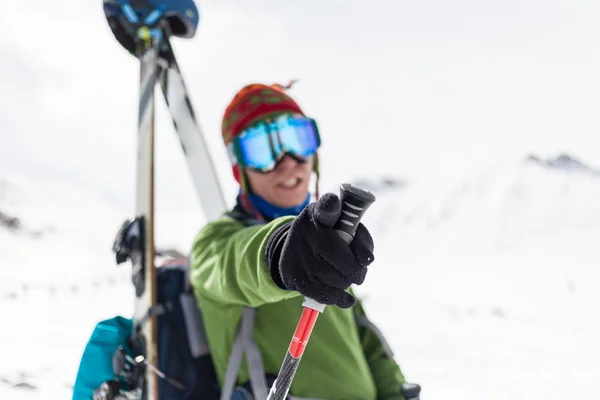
[266,183,376,400]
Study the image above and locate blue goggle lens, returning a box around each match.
[232,115,320,171]
[237,123,276,171]
[277,116,320,158]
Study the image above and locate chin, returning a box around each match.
[272,189,309,208]
[275,197,305,208]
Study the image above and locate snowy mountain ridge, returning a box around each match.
[354,153,600,260]
[526,152,600,176]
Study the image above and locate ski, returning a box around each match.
[130,26,160,400]
[100,1,226,399]
[98,25,164,400]
[156,38,227,221]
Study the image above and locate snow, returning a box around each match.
[354,156,600,399]
[0,172,134,399]
[1,155,600,399]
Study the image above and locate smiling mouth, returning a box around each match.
[278,177,302,189]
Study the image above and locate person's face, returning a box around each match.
[245,154,314,208]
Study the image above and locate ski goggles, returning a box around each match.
[227,114,321,172]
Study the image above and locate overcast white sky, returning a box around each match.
[1,0,599,220]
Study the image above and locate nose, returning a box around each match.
[276,154,300,171]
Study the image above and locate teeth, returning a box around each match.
[281,178,299,188]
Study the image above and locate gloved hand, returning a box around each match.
[400,382,421,400]
[265,193,375,308]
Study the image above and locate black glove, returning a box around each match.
[265,193,375,308]
[401,382,421,400]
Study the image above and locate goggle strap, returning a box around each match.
[240,166,249,193]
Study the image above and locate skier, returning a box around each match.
[190,82,419,399]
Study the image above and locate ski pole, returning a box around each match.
[266,183,376,400]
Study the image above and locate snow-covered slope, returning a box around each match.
[1,153,599,399]
[0,172,133,398]
[353,153,600,399]
[0,171,130,291]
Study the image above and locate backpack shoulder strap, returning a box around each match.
[220,308,269,400]
[354,312,395,359]
[219,207,275,399]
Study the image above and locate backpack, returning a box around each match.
[70,209,258,400]
[71,209,260,400]
[72,257,220,400]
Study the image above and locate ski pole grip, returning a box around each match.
[333,183,376,244]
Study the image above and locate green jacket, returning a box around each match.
[190,212,406,399]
